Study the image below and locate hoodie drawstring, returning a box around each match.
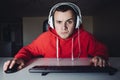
[56,28,81,61]
[56,37,59,61]
[71,38,74,61]
[71,28,81,60]
[78,27,81,58]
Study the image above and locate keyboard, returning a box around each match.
[29,65,118,75]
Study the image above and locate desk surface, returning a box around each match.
[0,57,120,80]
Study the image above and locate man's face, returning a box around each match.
[54,10,76,39]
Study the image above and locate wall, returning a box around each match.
[23,17,47,45]
[23,16,93,45]
[93,4,120,57]
[0,18,23,57]
[82,16,93,34]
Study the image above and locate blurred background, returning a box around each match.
[0,0,120,57]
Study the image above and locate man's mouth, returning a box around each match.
[61,32,68,34]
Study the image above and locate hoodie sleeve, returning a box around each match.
[14,35,44,62]
[87,35,109,60]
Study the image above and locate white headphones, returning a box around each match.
[48,2,82,29]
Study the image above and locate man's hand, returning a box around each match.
[91,56,107,67]
[3,58,25,72]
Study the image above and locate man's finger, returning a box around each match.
[97,58,101,67]
[9,60,16,69]
[18,63,24,70]
[91,57,98,67]
[102,60,105,67]
[3,60,11,71]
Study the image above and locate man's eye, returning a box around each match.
[57,21,62,24]
[67,20,73,24]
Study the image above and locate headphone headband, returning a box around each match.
[48,2,82,29]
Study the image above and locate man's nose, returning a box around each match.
[62,22,67,30]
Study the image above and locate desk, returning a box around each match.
[0,57,120,80]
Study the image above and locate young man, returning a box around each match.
[3,2,108,72]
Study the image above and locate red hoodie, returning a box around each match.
[15,26,108,62]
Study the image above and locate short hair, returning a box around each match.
[53,5,77,18]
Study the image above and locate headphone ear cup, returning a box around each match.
[75,16,80,28]
[48,16,54,29]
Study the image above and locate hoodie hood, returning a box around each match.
[47,25,83,60]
